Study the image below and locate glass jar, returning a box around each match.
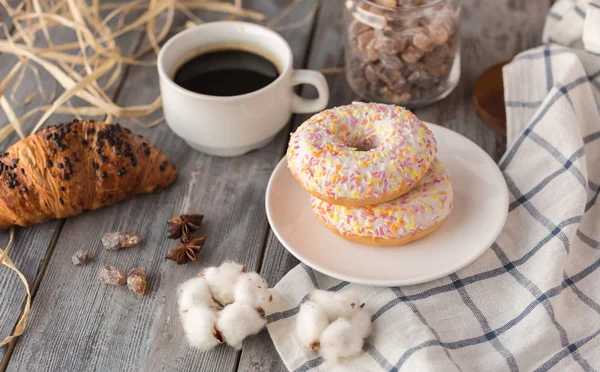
[344,0,461,107]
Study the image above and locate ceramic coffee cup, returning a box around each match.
[158,21,330,157]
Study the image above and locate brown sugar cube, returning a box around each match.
[437,13,456,35]
[100,266,127,286]
[378,85,394,100]
[374,35,402,54]
[127,268,147,295]
[379,53,405,69]
[401,46,424,63]
[413,32,435,52]
[101,232,141,251]
[364,63,380,84]
[390,78,409,94]
[365,39,380,61]
[380,29,408,52]
[378,67,406,88]
[357,30,376,53]
[403,16,424,29]
[369,81,386,97]
[427,21,450,45]
[379,85,411,102]
[72,250,92,266]
[349,20,370,38]
[403,61,428,76]
[426,63,451,79]
[424,46,448,67]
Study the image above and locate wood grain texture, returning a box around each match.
[0,0,553,370]
[5,1,319,371]
[0,221,61,364]
[238,1,552,371]
[0,5,143,364]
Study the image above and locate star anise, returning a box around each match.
[165,237,207,265]
[167,214,204,239]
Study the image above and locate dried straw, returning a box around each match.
[320,66,345,75]
[0,228,31,348]
[0,0,269,144]
[0,0,322,143]
[0,0,319,346]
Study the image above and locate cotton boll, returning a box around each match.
[203,261,245,305]
[311,290,362,321]
[351,308,372,340]
[319,318,365,363]
[234,272,269,301]
[258,288,281,315]
[178,277,215,313]
[180,306,221,351]
[297,301,330,351]
[255,288,275,313]
[217,303,267,349]
[234,272,271,310]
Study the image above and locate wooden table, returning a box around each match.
[0,1,552,371]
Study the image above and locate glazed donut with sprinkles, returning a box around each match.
[311,159,453,246]
[287,102,437,207]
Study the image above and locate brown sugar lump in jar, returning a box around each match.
[344,0,461,107]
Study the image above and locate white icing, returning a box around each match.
[287,103,437,201]
[312,159,453,239]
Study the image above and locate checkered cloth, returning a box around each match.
[544,0,600,55]
[266,2,600,371]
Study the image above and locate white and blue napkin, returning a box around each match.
[267,1,600,371]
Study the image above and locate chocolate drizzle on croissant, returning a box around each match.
[0,120,178,230]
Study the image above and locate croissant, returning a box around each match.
[0,120,178,230]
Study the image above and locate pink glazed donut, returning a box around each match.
[287,103,437,207]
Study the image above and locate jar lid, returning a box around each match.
[473,61,509,136]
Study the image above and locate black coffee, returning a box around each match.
[173,49,280,96]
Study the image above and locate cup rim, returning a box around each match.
[157,21,293,101]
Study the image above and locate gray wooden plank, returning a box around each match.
[0,3,59,363]
[238,0,551,371]
[0,3,147,365]
[0,221,61,364]
[0,4,11,35]
[6,1,319,371]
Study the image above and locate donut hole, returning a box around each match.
[350,142,375,152]
[344,134,380,152]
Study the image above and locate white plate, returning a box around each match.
[266,123,508,286]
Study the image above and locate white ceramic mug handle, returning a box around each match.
[291,70,330,113]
